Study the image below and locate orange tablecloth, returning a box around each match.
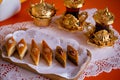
[0,0,120,80]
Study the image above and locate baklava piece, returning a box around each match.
[5,37,16,57]
[41,40,53,66]
[67,45,79,66]
[30,39,40,65]
[55,46,66,67]
[17,39,27,59]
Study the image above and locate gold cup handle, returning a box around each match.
[77,11,88,31]
[78,11,95,32]
[78,11,88,24]
[83,22,95,37]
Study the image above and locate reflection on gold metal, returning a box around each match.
[29,0,56,19]
[85,23,118,47]
[61,14,80,31]
[40,0,44,3]
[78,11,88,25]
[56,11,88,32]
[87,29,118,47]
[0,0,2,4]
[64,0,84,8]
[56,0,87,32]
[28,0,56,26]
[84,8,118,47]
[93,8,114,25]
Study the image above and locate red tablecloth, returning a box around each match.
[0,0,120,80]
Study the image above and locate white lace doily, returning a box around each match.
[0,8,120,80]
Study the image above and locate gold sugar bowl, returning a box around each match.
[86,8,118,47]
[29,0,56,26]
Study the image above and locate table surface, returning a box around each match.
[0,0,120,80]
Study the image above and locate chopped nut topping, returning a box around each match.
[57,48,64,55]
[68,49,76,56]
[32,48,39,53]
[44,48,51,53]
[8,39,13,44]
[18,43,24,48]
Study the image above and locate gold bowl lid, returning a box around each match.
[29,0,56,19]
[93,8,114,25]
[64,0,84,8]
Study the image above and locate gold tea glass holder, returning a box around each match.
[84,8,118,47]
[56,0,89,32]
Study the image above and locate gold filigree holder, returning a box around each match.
[28,0,56,27]
[56,0,88,32]
[56,11,88,32]
[85,8,118,47]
